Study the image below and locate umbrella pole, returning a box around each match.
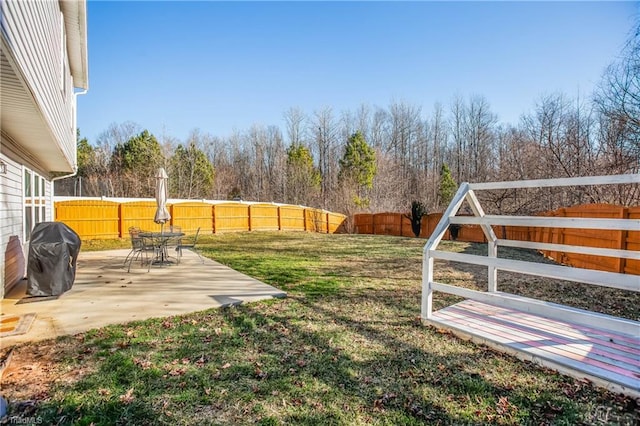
[159,223,165,263]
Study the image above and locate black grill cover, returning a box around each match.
[27,222,81,296]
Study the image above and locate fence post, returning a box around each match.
[118,203,125,238]
[248,205,252,231]
[303,208,308,231]
[559,208,568,264]
[212,205,216,234]
[277,206,282,231]
[618,207,629,273]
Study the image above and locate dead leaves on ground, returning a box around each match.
[118,387,135,404]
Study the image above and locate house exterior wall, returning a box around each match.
[0,0,79,299]
[1,133,55,297]
[1,0,77,168]
[1,145,25,296]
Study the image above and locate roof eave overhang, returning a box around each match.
[59,0,88,90]
[1,40,75,174]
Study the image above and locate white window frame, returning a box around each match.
[23,167,47,242]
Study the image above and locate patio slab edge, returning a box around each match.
[1,249,286,347]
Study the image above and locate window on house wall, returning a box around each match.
[24,168,47,241]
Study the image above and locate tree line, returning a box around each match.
[61,21,639,217]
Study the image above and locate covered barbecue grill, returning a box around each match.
[27,222,81,296]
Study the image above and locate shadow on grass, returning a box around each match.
[25,307,457,425]
[22,292,606,426]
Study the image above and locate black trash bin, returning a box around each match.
[27,222,82,296]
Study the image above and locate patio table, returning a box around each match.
[139,231,184,265]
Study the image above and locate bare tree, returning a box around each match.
[446,96,497,184]
[283,107,307,147]
[369,107,389,150]
[369,150,405,211]
[425,103,448,209]
[386,101,423,203]
[311,107,340,209]
[263,125,287,202]
[595,19,640,140]
[204,135,234,199]
[355,103,373,146]
[96,121,142,197]
[482,125,545,214]
[463,95,497,182]
[448,95,466,183]
[593,18,639,185]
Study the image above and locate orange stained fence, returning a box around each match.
[54,199,346,240]
[119,201,158,236]
[213,203,250,232]
[305,209,327,233]
[534,204,640,275]
[279,205,306,231]
[353,204,639,275]
[249,204,280,231]
[627,207,640,275]
[327,211,347,234]
[170,202,214,234]
[55,199,120,239]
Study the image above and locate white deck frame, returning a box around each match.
[422,174,640,395]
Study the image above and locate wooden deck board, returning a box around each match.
[427,300,640,397]
[446,304,640,369]
[459,300,640,351]
[439,308,636,377]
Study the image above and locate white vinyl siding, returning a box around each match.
[0,154,24,240]
[0,151,27,298]
[1,0,85,299]
[0,0,76,166]
[1,134,54,298]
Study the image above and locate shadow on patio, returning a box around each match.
[0,249,286,348]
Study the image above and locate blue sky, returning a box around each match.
[78,1,638,144]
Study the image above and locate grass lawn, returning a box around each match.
[2,232,638,425]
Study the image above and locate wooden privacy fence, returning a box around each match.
[353,212,487,241]
[354,203,640,275]
[54,199,346,240]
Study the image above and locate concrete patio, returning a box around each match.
[0,248,286,348]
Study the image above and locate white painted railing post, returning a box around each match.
[422,255,434,320]
[422,173,640,323]
[421,183,470,321]
[488,240,497,292]
[465,189,499,292]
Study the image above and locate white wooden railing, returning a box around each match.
[422,174,640,335]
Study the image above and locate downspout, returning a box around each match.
[50,88,88,221]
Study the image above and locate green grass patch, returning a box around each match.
[80,238,131,251]
[3,232,638,425]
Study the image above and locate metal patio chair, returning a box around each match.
[125,227,156,272]
[176,227,203,264]
[165,225,182,258]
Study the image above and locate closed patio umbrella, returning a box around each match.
[154,167,171,232]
